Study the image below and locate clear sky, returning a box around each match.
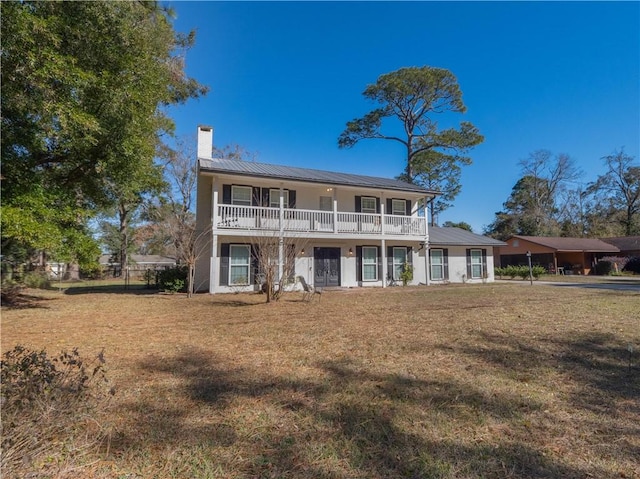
[166,1,640,233]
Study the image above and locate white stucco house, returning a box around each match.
[194,126,504,293]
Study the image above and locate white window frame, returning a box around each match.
[269,189,289,208]
[361,196,377,214]
[431,249,444,281]
[319,196,332,211]
[392,199,407,216]
[229,245,251,285]
[231,185,252,206]
[470,249,483,279]
[392,247,407,280]
[362,246,378,281]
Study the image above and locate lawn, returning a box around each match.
[1,282,639,478]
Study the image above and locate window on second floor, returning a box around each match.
[319,196,332,211]
[361,196,377,214]
[269,189,289,208]
[231,185,252,206]
[392,199,407,216]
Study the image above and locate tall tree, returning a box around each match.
[1,1,207,273]
[485,151,580,239]
[338,66,483,223]
[586,150,640,236]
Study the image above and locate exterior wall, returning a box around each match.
[208,236,426,293]
[429,246,496,284]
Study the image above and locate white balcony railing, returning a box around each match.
[216,205,426,237]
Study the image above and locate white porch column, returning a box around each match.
[381,238,387,288]
[332,188,338,233]
[424,195,430,286]
[380,199,385,235]
[210,179,220,293]
[278,186,285,283]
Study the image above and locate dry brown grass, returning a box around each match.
[1,282,639,478]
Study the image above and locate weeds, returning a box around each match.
[0,346,113,478]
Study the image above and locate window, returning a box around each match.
[361,197,377,214]
[392,247,407,280]
[470,249,483,279]
[431,249,444,280]
[392,199,407,215]
[319,196,332,211]
[269,189,289,208]
[229,245,250,285]
[231,185,252,206]
[362,246,378,281]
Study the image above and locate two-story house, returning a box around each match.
[194,126,501,293]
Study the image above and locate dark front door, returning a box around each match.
[314,247,340,287]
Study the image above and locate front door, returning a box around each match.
[314,247,340,287]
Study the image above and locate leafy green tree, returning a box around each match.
[338,66,483,223]
[441,221,473,232]
[1,1,207,274]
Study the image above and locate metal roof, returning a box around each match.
[199,158,438,195]
[600,236,640,252]
[429,227,507,247]
[511,236,620,252]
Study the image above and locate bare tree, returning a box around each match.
[249,231,306,303]
[586,149,640,236]
[517,150,581,235]
[154,137,201,296]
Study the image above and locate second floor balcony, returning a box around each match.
[215,205,427,238]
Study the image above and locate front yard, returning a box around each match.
[1,282,638,478]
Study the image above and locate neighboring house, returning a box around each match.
[601,236,640,257]
[194,126,501,293]
[428,227,506,283]
[99,254,177,278]
[498,236,620,275]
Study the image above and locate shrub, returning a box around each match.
[494,267,505,279]
[504,265,521,279]
[598,256,629,275]
[400,262,413,286]
[623,256,640,274]
[80,263,104,280]
[531,265,546,279]
[1,279,23,305]
[157,265,188,293]
[594,260,613,276]
[22,271,51,289]
[1,346,112,477]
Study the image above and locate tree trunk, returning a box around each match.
[64,262,80,280]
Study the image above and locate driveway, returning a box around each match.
[497,277,640,292]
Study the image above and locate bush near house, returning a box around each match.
[156,265,188,293]
[623,256,640,274]
[595,256,629,275]
[495,265,546,280]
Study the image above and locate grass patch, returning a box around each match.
[1,283,638,478]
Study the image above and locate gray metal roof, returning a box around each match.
[429,227,507,247]
[199,158,437,195]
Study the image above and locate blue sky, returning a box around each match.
[166,1,639,233]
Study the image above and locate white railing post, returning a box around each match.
[333,189,338,233]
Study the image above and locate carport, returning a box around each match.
[498,236,620,275]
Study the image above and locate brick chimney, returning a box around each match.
[197,125,213,160]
